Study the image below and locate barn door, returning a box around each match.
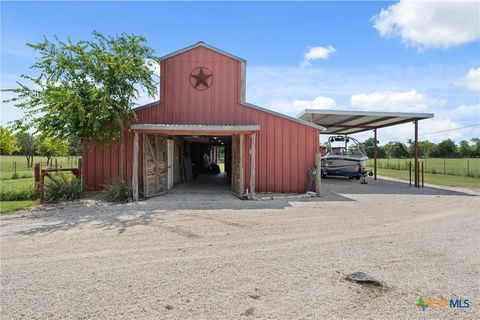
[143,134,167,197]
[167,139,174,190]
[231,134,245,197]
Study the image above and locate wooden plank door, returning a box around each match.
[143,134,167,197]
[167,139,174,190]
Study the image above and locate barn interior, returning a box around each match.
[179,135,231,186]
[141,134,236,198]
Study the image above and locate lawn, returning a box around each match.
[371,168,480,188]
[0,200,39,214]
[1,155,80,212]
[367,158,480,177]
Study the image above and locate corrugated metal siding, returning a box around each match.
[83,45,319,193]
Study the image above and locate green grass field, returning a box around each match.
[366,158,480,188]
[1,155,80,212]
[1,200,40,214]
[366,158,480,177]
[369,168,480,188]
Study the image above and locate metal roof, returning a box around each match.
[159,41,247,62]
[297,109,434,134]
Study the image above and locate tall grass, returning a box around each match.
[102,181,133,203]
[0,186,37,201]
[44,174,82,203]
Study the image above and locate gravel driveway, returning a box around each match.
[1,177,479,319]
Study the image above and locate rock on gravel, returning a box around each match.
[346,272,383,287]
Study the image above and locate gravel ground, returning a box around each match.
[1,177,479,319]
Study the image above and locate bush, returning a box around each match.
[44,174,82,203]
[0,186,37,201]
[102,181,133,203]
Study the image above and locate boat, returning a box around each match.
[320,136,370,181]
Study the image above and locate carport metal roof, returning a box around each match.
[297,109,434,135]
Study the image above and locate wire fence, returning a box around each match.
[366,158,480,178]
[0,156,79,191]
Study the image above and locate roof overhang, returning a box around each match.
[297,109,434,135]
[131,124,260,135]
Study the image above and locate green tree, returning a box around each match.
[16,132,38,168]
[38,136,69,166]
[435,139,458,158]
[418,140,437,158]
[471,138,480,157]
[458,140,473,158]
[0,126,19,155]
[384,141,410,158]
[4,31,158,180]
[358,138,386,158]
[67,136,82,157]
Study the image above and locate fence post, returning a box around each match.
[34,163,42,200]
[409,160,412,187]
[55,158,58,170]
[421,161,424,188]
[78,158,83,189]
[14,161,16,175]
[444,158,446,175]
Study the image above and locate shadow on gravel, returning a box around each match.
[8,185,353,236]
[322,177,477,197]
[8,178,472,237]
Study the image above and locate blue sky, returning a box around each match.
[1,1,479,144]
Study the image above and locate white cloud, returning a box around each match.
[352,104,480,144]
[456,68,480,92]
[372,0,480,49]
[292,96,337,110]
[444,103,480,120]
[350,91,446,112]
[301,46,336,67]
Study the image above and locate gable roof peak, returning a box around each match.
[159,41,246,62]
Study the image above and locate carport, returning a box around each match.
[297,109,434,188]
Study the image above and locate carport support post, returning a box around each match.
[315,153,321,197]
[249,133,256,199]
[414,120,419,188]
[373,129,377,180]
[132,131,139,201]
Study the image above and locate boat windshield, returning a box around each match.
[325,136,366,158]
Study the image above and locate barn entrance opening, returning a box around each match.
[141,133,245,198]
[179,135,231,192]
[132,124,259,201]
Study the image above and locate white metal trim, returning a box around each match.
[131,124,261,131]
[297,109,434,120]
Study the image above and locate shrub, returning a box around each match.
[44,174,82,203]
[102,181,133,203]
[0,186,37,201]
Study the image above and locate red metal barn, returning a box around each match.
[82,42,323,198]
